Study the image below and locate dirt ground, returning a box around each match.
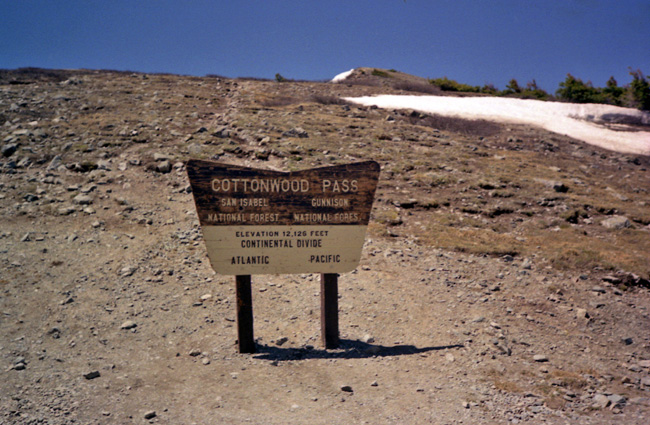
[1,68,650,424]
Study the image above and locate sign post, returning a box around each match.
[321,273,339,348]
[186,160,380,352]
[235,275,255,353]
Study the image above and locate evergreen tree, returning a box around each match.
[628,69,650,111]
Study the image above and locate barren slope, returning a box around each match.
[1,69,649,424]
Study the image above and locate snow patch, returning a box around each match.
[345,95,650,155]
[331,69,355,83]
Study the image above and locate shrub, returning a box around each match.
[275,73,288,83]
[429,77,480,93]
[627,69,650,111]
[602,76,625,106]
[555,74,600,103]
[371,69,390,78]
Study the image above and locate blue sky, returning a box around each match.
[2,0,648,92]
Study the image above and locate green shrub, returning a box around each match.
[371,69,390,78]
[429,77,480,93]
[628,69,650,111]
[555,74,600,103]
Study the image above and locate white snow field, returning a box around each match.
[331,69,355,83]
[335,70,650,155]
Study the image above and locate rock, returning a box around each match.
[1,143,18,157]
[156,160,171,173]
[120,320,137,330]
[202,358,211,365]
[153,153,169,161]
[533,354,548,362]
[601,216,631,230]
[188,348,201,357]
[47,155,63,171]
[608,394,626,408]
[144,411,156,420]
[212,126,231,138]
[576,308,589,319]
[340,385,353,393]
[58,206,77,215]
[641,377,650,387]
[282,127,309,138]
[84,370,101,380]
[361,334,375,344]
[275,337,288,346]
[370,380,378,387]
[119,266,137,277]
[23,193,39,202]
[535,178,568,193]
[593,394,610,408]
[96,159,111,170]
[622,337,633,345]
[73,194,93,205]
[20,233,31,242]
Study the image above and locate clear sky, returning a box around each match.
[2,0,648,92]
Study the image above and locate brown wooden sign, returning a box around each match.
[186,160,380,275]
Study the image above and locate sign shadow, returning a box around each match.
[252,339,464,361]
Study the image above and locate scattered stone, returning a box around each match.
[58,206,77,215]
[119,266,137,277]
[73,194,93,205]
[46,155,62,171]
[340,385,353,393]
[84,370,101,380]
[601,216,631,230]
[282,127,309,138]
[608,394,626,409]
[533,354,548,362]
[202,358,211,365]
[156,160,171,173]
[361,334,375,344]
[275,337,288,346]
[622,337,633,345]
[96,159,111,170]
[120,320,137,330]
[212,126,231,138]
[593,394,610,408]
[370,380,378,387]
[189,348,201,357]
[641,377,650,387]
[20,233,31,242]
[1,143,18,157]
[576,308,589,319]
[144,411,156,420]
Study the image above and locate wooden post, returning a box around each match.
[321,273,339,349]
[235,275,255,353]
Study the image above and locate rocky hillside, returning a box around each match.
[1,68,649,424]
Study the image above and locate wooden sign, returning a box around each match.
[186,160,380,275]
